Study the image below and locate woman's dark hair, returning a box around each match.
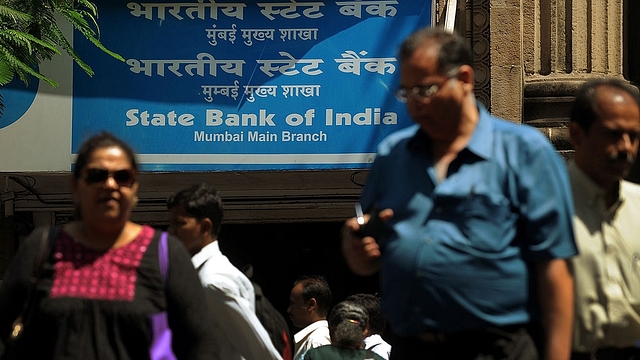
[73,131,138,179]
[398,26,473,75]
[327,301,368,348]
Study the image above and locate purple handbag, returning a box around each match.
[149,232,178,360]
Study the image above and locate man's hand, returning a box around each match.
[341,208,393,276]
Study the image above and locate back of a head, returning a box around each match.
[398,26,473,75]
[327,301,368,349]
[294,275,333,317]
[344,293,386,335]
[166,183,224,237]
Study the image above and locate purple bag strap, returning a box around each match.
[159,232,169,283]
[150,231,177,360]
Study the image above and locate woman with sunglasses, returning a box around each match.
[0,132,219,359]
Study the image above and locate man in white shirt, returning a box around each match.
[167,183,283,360]
[287,275,332,360]
[568,78,640,360]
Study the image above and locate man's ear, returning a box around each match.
[457,64,475,90]
[363,327,372,337]
[200,217,214,235]
[569,122,584,148]
[308,298,317,312]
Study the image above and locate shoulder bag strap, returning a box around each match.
[31,226,58,280]
[26,225,59,305]
[365,348,376,360]
[150,231,177,360]
[158,232,169,284]
[10,225,60,341]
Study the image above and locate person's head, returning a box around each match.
[287,275,332,329]
[396,27,476,141]
[166,183,223,256]
[71,131,139,229]
[344,293,386,336]
[570,78,640,189]
[326,301,368,349]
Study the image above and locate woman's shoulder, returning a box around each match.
[141,225,183,246]
[3,225,61,283]
[140,226,193,266]
[20,225,61,255]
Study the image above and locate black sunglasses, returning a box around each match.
[83,168,136,187]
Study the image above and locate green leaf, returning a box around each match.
[0,1,122,110]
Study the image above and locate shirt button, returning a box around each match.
[426,238,432,244]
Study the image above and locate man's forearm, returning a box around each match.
[536,259,574,360]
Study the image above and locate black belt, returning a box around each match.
[572,347,640,360]
[414,323,531,344]
[390,324,541,360]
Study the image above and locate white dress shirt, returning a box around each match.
[293,320,331,360]
[569,161,640,352]
[364,334,392,360]
[192,241,282,360]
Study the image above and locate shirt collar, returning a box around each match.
[568,160,623,211]
[465,104,494,160]
[191,240,221,270]
[294,320,328,342]
[407,103,493,160]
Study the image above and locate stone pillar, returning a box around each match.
[523,0,624,84]
[435,0,625,156]
[522,0,625,156]
[489,0,524,123]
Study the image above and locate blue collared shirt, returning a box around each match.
[360,105,577,335]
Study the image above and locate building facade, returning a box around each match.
[1,0,638,315]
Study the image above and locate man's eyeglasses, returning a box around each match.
[395,71,459,103]
[83,168,137,187]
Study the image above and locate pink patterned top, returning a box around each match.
[50,225,154,301]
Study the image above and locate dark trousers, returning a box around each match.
[389,326,539,360]
[571,348,640,360]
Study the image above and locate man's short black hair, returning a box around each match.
[570,78,640,133]
[344,293,387,335]
[293,275,333,317]
[398,26,473,75]
[167,183,223,237]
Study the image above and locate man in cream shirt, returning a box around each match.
[568,78,640,360]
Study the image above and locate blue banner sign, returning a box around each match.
[72,0,432,171]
